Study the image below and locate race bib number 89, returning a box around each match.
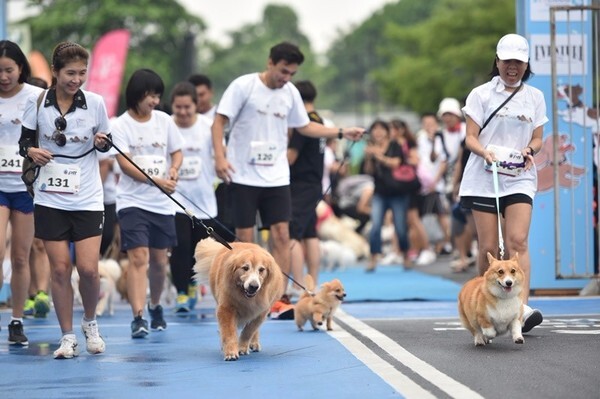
[133,155,167,178]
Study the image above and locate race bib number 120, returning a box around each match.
[249,141,277,166]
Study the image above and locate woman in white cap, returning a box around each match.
[458,34,548,333]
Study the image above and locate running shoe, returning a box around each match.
[175,293,190,313]
[522,304,543,333]
[54,334,79,359]
[131,316,149,338]
[81,319,105,354]
[23,298,35,317]
[33,291,51,318]
[8,320,29,346]
[148,304,167,331]
[187,284,198,310]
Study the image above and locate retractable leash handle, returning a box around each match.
[105,137,232,250]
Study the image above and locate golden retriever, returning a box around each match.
[458,252,525,346]
[294,275,346,331]
[194,238,285,361]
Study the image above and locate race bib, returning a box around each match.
[38,162,81,194]
[249,141,277,166]
[179,156,201,180]
[0,145,23,174]
[484,144,525,177]
[133,155,167,179]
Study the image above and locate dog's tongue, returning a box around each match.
[503,286,512,292]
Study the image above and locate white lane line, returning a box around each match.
[328,328,436,399]
[335,309,485,399]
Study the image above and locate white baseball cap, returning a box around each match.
[437,98,462,119]
[496,34,529,62]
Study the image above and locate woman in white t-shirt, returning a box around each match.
[112,69,184,338]
[168,81,222,313]
[459,34,548,334]
[0,40,43,347]
[19,42,111,359]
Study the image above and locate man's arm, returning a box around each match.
[296,121,364,141]
[212,113,235,182]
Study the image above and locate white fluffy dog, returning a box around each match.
[320,240,357,271]
[72,259,122,317]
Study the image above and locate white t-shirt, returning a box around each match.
[22,89,110,211]
[172,114,218,218]
[202,105,217,120]
[417,133,447,193]
[0,83,44,193]
[459,77,548,199]
[97,151,117,205]
[112,110,184,215]
[217,73,310,187]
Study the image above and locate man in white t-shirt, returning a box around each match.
[188,74,217,120]
[212,42,364,283]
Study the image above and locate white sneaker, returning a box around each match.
[416,249,436,266]
[522,304,543,333]
[54,334,80,359]
[81,319,106,354]
[380,252,403,265]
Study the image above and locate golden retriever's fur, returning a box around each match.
[194,238,285,361]
[294,275,346,331]
[458,252,525,346]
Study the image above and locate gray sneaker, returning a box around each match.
[522,305,543,333]
[148,304,167,331]
[131,316,149,338]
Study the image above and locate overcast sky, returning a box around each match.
[179,0,395,53]
[7,0,395,53]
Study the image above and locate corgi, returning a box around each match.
[294,275,346,331]
[458,252,524,346]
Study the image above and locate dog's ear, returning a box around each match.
[486,252,496,265]
[510,252,519,262]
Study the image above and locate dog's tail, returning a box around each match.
[193,238,223,284]
[299,274,316,299]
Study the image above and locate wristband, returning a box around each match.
[338,128,343,139]
[526,146,535,156]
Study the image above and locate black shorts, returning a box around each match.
[229,183,291,229]
[118,207,177,251]
[289,181,322,240]
[460,194,532,217]
[419,192,448,216]
[34,205,104,242]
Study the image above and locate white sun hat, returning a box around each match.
[437,97,462,119]
[496,34,529,62]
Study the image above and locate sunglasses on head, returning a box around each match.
[52,116,67,147]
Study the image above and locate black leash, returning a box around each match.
[105,137,232,250]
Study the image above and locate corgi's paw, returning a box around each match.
[513,335,524,344]
[474,334,487,346]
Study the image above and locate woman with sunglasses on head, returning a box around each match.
[0,40,44,347]
[18,41,111,359]
[459,34,548,333]
[111,69,184,338]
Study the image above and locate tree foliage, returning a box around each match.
[202,4,321,99]
[323,0,441,112]
[373,0,515,113]
[20,0,205,112]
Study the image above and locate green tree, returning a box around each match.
[323,0,441,112]
[202,5,321,99]
[374,0,515,113]
[20,0,205,112]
